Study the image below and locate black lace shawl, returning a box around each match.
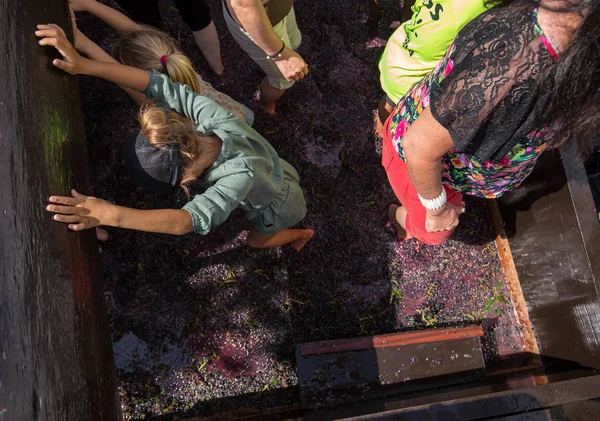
[429,1,557,162]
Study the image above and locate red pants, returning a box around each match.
[382,119,462,246]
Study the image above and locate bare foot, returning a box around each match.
[388,205,413,241]
[258,98,277,116]
[290,229,314,252]
[96,227,109,242]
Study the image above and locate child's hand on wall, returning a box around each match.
[69,7,87,51]
[35,24,84,75]
[47,190,115,231]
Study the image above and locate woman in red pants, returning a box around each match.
[383,0,599,246]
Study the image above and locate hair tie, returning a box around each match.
[160,55,167,67]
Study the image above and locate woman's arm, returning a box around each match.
[70,0,142,32]
[47,190,193,235]
[402,107,464,233]
[228,0,307,82]
[36,24,150,91]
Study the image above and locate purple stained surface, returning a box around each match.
[76,0,528,419]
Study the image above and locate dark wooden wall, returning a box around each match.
[0,1,122,420]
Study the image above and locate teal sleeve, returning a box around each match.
[182,171,254,235]
[142,70,232,125]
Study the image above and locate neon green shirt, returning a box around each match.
[379,0,489,104]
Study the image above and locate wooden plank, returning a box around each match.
[485,199,540,360]
[306,371,600,420]
[300,326,484,356]
[486,409,552,421]
[298,336,485,410]
[554,398,600,421]
[497,150,600,368]
[0,1,121,420]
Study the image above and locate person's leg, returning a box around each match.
[376,94,395,137]
[192,22,224,75]
[378,95,395,124]
[258,9,301,113]
[388,204,412,241]
[247,227,314,252]
[222,2,295,114]
[174,0,224,74]
[368,0,382,37]
[259,78,285,114]
[113,0,162,28]
[382,117,461,245]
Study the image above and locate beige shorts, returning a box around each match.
[223,2,302,90]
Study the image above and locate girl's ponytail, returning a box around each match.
[160,51,201,94]
[112,26,201,93]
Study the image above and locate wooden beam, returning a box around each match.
[0,1,121,420]
[300,325,484,356]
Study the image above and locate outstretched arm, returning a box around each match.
[72,20,146,103]
[70,0,142,32]
[47,190,193,235]
[36,24,150,91]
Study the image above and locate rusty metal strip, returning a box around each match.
[485,199,541,360]
[300,325,484,356]
[183,404,303,421]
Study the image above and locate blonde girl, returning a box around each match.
[38,24,314,252]
[70,0,254,125]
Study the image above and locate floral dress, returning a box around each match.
[195,73,253,126]
[387,5,559,199]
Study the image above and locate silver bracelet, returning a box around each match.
[418,189,447,211]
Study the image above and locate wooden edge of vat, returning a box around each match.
[299,325,484,356]
[485,199,542,365]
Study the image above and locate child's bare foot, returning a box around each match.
[96,227,109,241]
[290,229,314,252]
[388,205,412,241]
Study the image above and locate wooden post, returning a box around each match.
[0,1,122,420]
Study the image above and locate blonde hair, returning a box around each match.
[113,26,201,94]
[138,104,219,195]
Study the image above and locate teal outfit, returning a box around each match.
[143,70,306,235]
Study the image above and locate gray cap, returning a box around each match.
[122,131,182,194]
